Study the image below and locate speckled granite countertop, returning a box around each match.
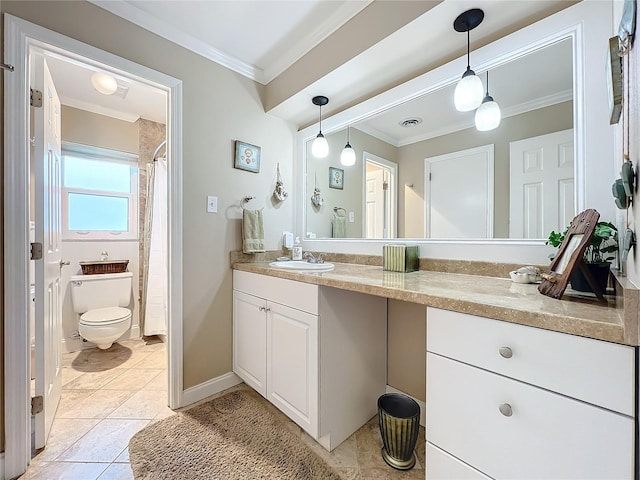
[233,261,639,346]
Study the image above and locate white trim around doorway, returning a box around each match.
[4,14,184,479]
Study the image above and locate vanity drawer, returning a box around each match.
[233,270,318,314]
[427,443,492,480]
[426,353,634,480]
[426,307,634,415]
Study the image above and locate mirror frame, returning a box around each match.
[295,2,614,264]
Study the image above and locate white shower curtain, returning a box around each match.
[144,157,168,336]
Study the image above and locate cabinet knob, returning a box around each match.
[499,403,513,417]
[258,306,265,312]
[265,307,271,312]
[499,346,513,359]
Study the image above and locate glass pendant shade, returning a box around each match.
[91,72,118,95]
[475,95,501,131]
[312,133,329,158]
[454,68,484,111]
[340,143,356,166]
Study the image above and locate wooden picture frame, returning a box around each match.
[234,140,261,173]
[538,209,600,299]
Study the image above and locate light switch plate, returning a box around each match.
[349,211,355,223]
[207,196,218,213]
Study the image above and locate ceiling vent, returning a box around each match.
[114,84,130,99]
[399,117,422,128]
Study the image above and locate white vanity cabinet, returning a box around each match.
[426,307,636,480]
[233,270,387,451]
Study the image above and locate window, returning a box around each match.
[62,143,139,240]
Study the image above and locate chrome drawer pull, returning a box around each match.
[499,346,513,358]
[258,306,266,311]
[499,403,513,417]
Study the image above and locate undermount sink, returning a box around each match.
[269,260,335,271]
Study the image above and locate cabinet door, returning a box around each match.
[267,301,318,437]
[233,290,267,396]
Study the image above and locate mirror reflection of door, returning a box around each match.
[509,129,574,239]
[424,145,494,238]
[364,153,397,239]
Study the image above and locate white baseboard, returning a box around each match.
[385,385,426,427]
[1,451,5,480]
[182,372,243,407]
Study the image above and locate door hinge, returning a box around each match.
[1,63,15,72]
[30,242,43,260]
[429,172,432,181]
[30,88,43,108]
[31,395,43,415]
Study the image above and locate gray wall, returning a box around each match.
[398,101,574,238]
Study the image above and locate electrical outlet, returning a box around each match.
[349,211,355,223]
[207,196,218,213]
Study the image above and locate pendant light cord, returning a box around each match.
[319,104,323,134]
[466,29,471,69]
[485,71,489,95]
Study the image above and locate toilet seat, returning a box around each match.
[80,307,131,326]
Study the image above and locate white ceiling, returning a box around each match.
[48,0,570,131]
[89,0,371,84]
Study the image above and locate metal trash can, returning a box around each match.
[378,393,420,470]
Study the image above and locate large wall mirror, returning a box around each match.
[297,1,614,258]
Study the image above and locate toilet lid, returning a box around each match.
[80,307,131,325]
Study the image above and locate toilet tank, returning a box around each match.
[70,271,133,313]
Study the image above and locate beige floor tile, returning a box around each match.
[97,463,134,480]
[141,369,168,390]
[101,368,163,390]
[302,432,359,469]
[57,419,149,463]
[335,467,361,480]
[19,461,108,480]
[152,403,175,421]
[133,350,166,369]
[61,368,85,387]
[62,368,127,390]
[107,389,169,419]
[55,390,96,418]
[358,467,425,480]
[32,418,101,462]
[56,390,135,419]
[114,449,130,463]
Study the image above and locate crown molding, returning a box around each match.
[89,0,264,83]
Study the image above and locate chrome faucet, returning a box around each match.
[303,252,326,264]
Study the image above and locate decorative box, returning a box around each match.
[383,244,419,273]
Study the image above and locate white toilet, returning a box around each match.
[70,271,133,350]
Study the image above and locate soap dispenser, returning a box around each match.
[292,237,303,260]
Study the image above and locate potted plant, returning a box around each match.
[546,222,618,294]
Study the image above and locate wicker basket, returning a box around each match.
[79,260,129,275]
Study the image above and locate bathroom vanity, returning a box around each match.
[232,261,639,478]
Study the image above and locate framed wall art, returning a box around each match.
[234,140,261,173]
[329,167,344,189]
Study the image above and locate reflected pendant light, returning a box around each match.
[311,96,329,158]
[475,71,501,131]
[340,126,356,166]
[453,9,485,112]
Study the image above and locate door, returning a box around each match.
[267,301,318,437]
[425,145,494,238]
[365,168,385,238]
[33,53,64,449]
[232,290,267,396]
[509,129,574,238]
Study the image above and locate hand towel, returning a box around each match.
[331,214,347,238]
[242,208,265,253]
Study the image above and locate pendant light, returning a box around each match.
[311,96,329,158]
[453,9,485,112]
[475,71,501,131]
[340,126,356,166]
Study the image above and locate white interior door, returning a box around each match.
[509,129,574,239]
[365,168,384,238]
[424,145,494,238]
[33,53,63,449]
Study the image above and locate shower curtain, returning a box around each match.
[142,157,168,336]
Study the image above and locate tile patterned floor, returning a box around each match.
[20,338,425,479]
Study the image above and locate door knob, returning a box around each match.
[59,260,70,267]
